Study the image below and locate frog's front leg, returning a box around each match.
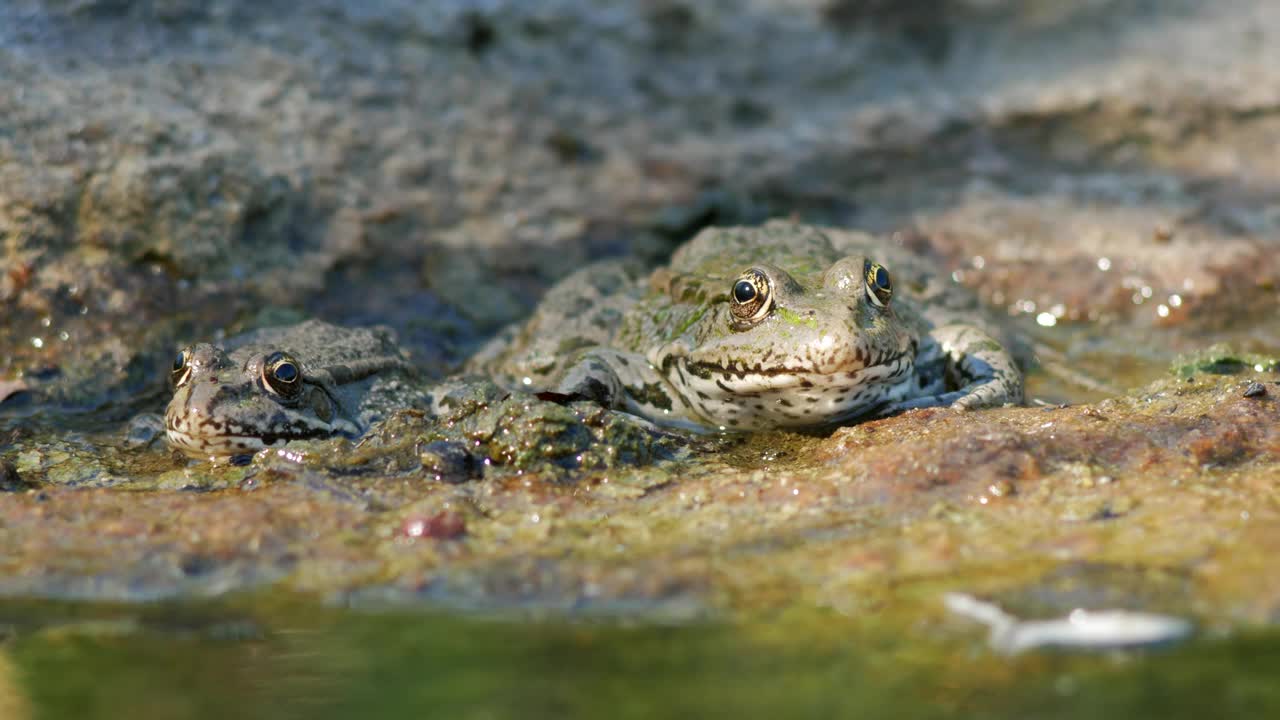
[889,324,1023,413]
[555,349,700,427]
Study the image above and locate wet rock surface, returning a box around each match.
[3,367,1280,624]
[1,0,1280,642]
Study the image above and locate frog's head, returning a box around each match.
[657,257,919,429]
[164,342,356,459]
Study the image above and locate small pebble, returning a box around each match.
[401,511,466,540]
[1243,382,1267,398]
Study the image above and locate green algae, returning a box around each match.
[1171,345,1280,379]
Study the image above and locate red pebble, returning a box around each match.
[401,511,466,540]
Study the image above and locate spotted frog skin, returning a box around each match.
[165,320,414,458]
[478,221,1023,430]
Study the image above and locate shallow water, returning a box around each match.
[2,595,1278,719]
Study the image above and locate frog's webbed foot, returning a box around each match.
[884,324,1023,415]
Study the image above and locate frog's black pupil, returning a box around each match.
[173,352,185,372]
[733,280,757,304]
[274,362,298,383]
[875,267,890,289]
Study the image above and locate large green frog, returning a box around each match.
[165,320,417,459]
[478,221,1023,430]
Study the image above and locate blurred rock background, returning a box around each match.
[3,0,1279,414]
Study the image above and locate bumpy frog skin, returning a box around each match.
[479,221,1023,430]
[165,320,413,458]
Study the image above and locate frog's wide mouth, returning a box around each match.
[163,409,348,458]
[674,349,917,400]
[674,335,908,384]
[679,348,906,389]
[164,425,341,458]
[667,352,920,430]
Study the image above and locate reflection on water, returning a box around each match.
[2,596,1280,719]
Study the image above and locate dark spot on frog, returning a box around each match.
[628,382,674,411]
[560,377,613,406]
[1244,381,1267,398]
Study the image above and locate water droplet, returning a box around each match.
[1096,257,1111,271]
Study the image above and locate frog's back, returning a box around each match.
[668,221,842,277]
[472,260,650,385]
[224,319,404,369]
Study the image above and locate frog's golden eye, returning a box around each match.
[864,260,892,308]
[263,352,303,397]
[730,268,773,324]
[171,349,192,387]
